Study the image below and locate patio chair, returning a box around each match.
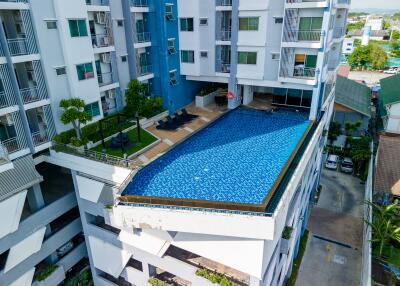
[156,119,167,130]
[181,108,198,120]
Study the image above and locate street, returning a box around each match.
[295,169,364,286]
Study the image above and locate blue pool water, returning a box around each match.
[123,108,310,204]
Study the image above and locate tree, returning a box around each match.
[328,121,342,145]
[350,136,372,177]
[383,20,391,30]
[124,80,147,116]
[344,120,362,148]
[391,30,400,42]
[60,98,92,140]
[346,21,365,34]
[348,43,388,70]
[366,201,400,257]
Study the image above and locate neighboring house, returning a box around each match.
[365,15,383,31]
[347,29,390,41]
[333,76,371,136]
[374,135,400,198]
[379,74,400,134]
[342,38,355,55]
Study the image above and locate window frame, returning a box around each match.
[180,18,194,32]
[55,66,67,76]
[239,17,259,31]
[68,19,88,37]
[180,50,195,63]
[76,62,94,81]
[45,20,57,30]
[238,51,257,65]
[84,102,101,117]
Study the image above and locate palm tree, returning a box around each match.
[366,200,400,257]
[345,120,362,147]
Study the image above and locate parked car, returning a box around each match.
[340,157,354,173]
[384,67,399,74]
[325,155,339,170]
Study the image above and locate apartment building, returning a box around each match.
[0,0,348,285]
[42,1,348,286]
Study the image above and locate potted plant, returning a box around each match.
[281,226,294,254]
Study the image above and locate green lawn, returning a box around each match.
[90,128,158,158]
[285,230,310,286]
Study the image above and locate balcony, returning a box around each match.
[137,64,152,76]
[20,87,47,105]
[216,30,231,41]
[91,34,113,49]
[0,91,8,109]
[97,72,114,87]
[85,0,109,5]
[216,0,232,6]
[130,0,148,7]
[293,66,316,78]
[0,140,10,166]
[32,130,49,147]
[135,32,151,44]
[7,37,29,57]
[2,137,20,154]
[216,60,231,73]
[286,0,326,3]
[283,30,322,42]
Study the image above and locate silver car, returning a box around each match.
[340,157,354,173]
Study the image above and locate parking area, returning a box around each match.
[295,168,364,286]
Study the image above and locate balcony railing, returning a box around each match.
[215,60,230,73]
[3,137,20,154]
[20,87,46,104]
[97,72,114,87]
[216,30,231,41]
[286,0,326,3]
[32,130,49,147]
[0,0,28,2]
[130,0,148,7]
[91,34,112,48]
[7,38,29,56]
[135,32,151,43]
[85,0,109,5]
[283,30,322,42]
[336,0,350,4]
[0,91,8,109]
[293,66,316,78]
[137,64,152,76]
[216,0,232,6]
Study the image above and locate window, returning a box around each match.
[180,18,194,31]
[45,20,57,29]
[200,51,208,58]
[271,53,280,60]
[84,102,100,117]
[117,20,124,27]
[169,70,178,85]
[238,52,257,65]
[239,17,259,31]
[121,55,127,62]
[166,4,174,20]
[181,50,195,63]
[68,19,88,37]
[199,18,208,26]
[55,66,66,76]
[167,39,176,54]
[274,17,283,24]
[299,17,323,31]
[76,62,94,80]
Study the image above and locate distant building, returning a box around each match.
[333,76,371,137]
[379,74,400,135]
[347,29,390,41]
[374,135,400,198]
[365,15,384,31]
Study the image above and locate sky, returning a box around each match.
[351,0,400,10]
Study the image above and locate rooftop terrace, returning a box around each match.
[121,107,313,212]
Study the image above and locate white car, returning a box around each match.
[325,155,339,170]
[384,68,399,74]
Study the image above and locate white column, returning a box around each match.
[243,85,254,105]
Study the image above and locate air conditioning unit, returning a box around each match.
[95,12,106,25]
[101,53,111,63]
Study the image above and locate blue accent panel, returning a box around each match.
[228,0,240,109]
[150,0,204,113]
[122,0,137,78]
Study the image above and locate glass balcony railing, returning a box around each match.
[97,72,114,87]
[215,60,231,73]
[85,0,109,5]
[293,66,316,78]
[130,0,148,7]
[216,0,232,6]
[137,64,152,76]
[135,32,151,43]
[283,30,322,42]
[0,0,28,3]
[216,30,231,41]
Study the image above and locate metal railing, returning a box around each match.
[216,30,231,41]
[215,60,231,73]
[7,38,29,56]
[20,86,45,104]
[286,0,326,3]
[135,32,151,43]
[137,64,152,76]
[32,130,49,147]
[283,29,322,42]
[0,0,28,2]
[51,141,141,169]
[91,34,112,48]
[216,0,232,6]
[85,0,109,5]
[0,91,8,109]
[293,67,316,78]
[97,72,114,87]
[130,0,148,7]
[2,137,20,154]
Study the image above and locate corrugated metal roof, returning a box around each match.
[0,155,43,202]
[380,74,400,106]
[335,76,371,117]
[375,135,400,196]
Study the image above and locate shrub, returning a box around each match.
[148,277,173,286]
[65,269,93,286]
[35,265,58,281]
[282,226,294,239]
[197,85,219,97]
[195,268,240,286]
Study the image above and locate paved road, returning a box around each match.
[296,169,364,286]
[348,71,392,86]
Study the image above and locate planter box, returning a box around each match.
[195,90,220,108]
[32,266,65,286]
[280,238,290,255]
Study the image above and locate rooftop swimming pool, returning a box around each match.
[122,108,311,206]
